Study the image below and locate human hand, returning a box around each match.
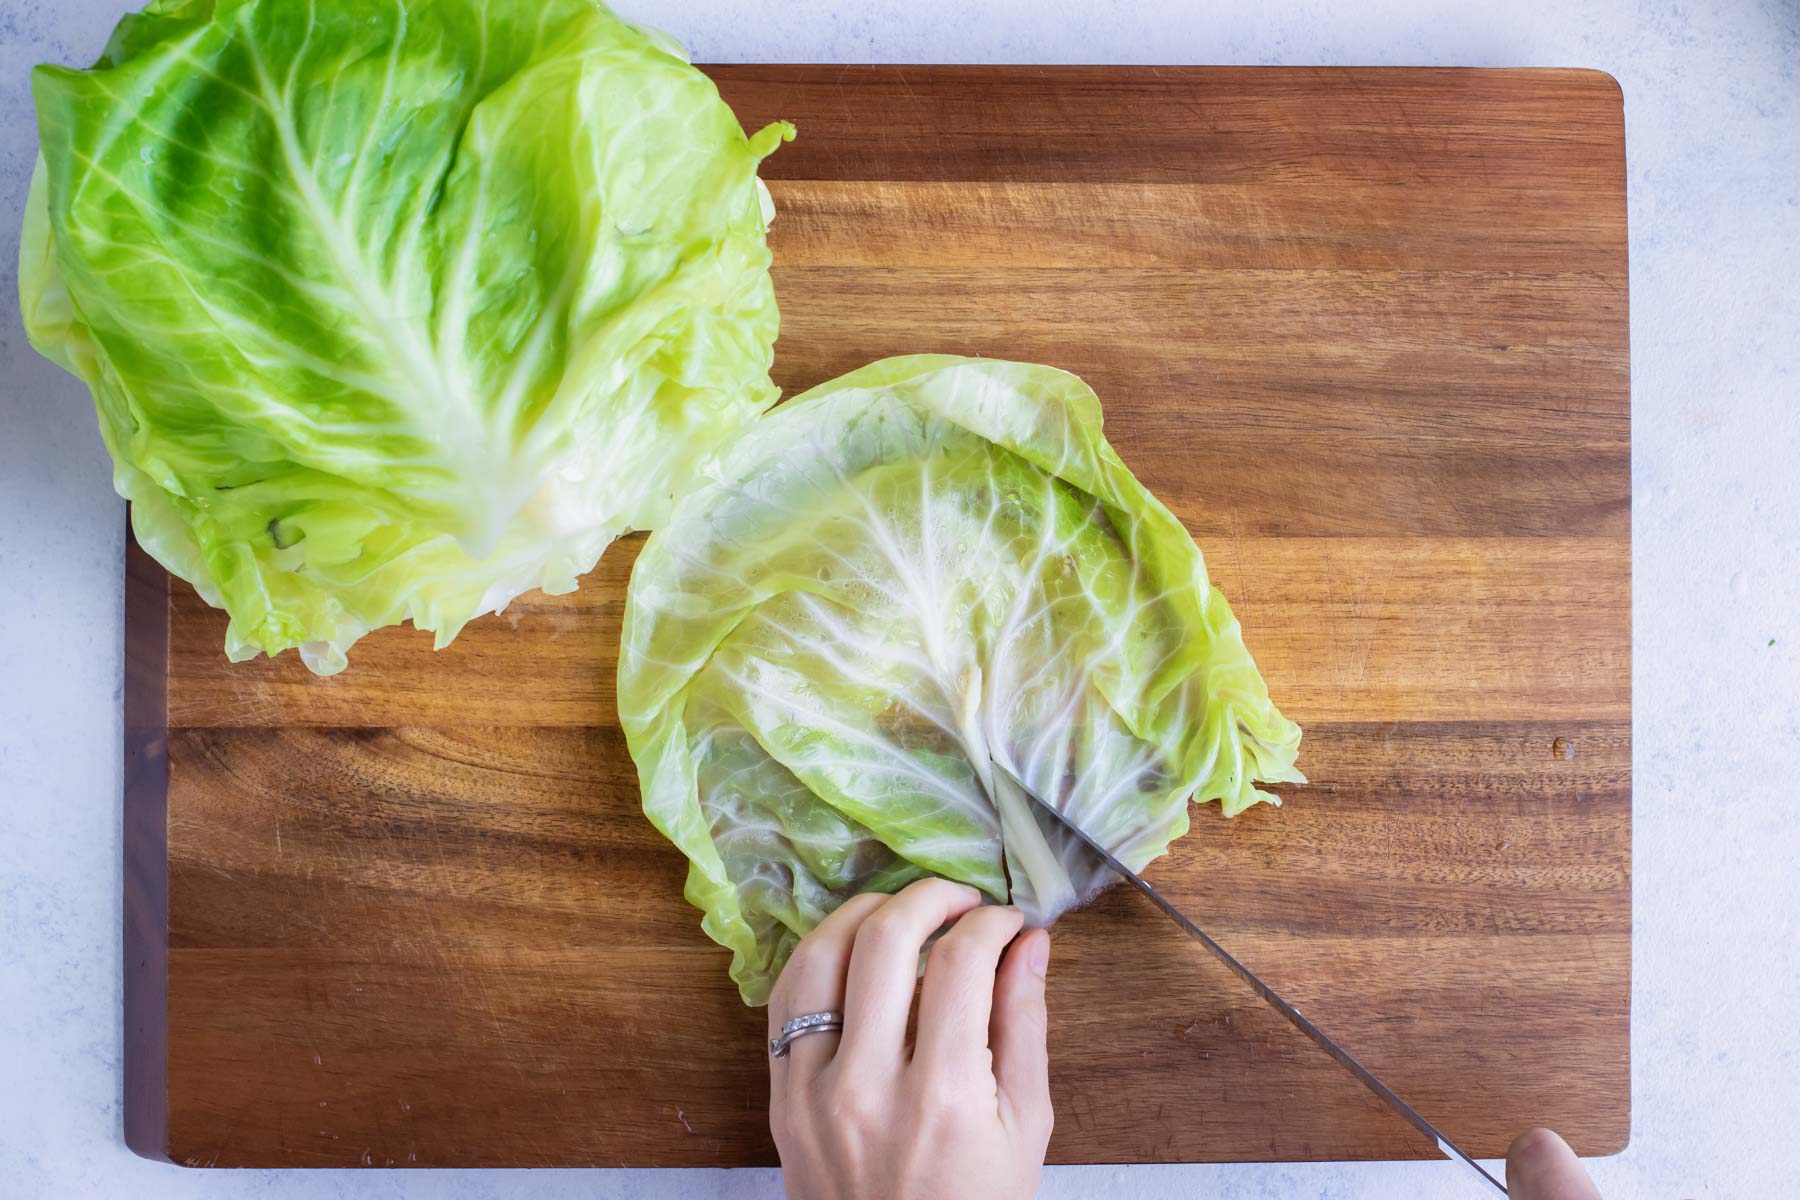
[767,878,1054,1200]
[1508,1128,1602,1199]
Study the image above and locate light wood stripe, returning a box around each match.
[768,180,1626,273]
[167,537,1627,729]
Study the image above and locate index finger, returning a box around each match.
[837,878,985,1070]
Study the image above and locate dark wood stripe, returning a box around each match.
[710,66,1626,187]
[163,721,1627,949]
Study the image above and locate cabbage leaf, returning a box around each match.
[21,0,791,673]
[619,356,1303,1004]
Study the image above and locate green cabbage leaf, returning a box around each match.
[21,0,791,673]
[618,356,1303,1004]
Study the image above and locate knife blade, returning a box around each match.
[1012,779,1509,1196]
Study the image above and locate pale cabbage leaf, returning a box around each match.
[619,356,1303,1005]
[20,0,791,673]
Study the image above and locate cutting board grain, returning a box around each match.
[123,66,1630,1168]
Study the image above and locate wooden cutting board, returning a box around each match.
[123,66,1630,1168]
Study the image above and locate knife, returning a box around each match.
[1014,781,1510,1196]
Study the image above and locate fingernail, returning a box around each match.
[1028,933,1050,979]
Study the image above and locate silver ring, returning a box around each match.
[769,1010,844,1057]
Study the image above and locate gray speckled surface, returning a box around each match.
[2,1,1795,1196]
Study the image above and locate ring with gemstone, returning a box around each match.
[769,1010,845,1057]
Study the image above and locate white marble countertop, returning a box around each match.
[2,0,1795,1196]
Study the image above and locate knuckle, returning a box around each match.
[929,936,983,974]
[928,955,989,996]
[908,876,978,907]
[835,891,887,923]
[933,906,1008,950]
[972,901,1025,928]
[910,1074,970,1121]
[904,877,953,900]
[921,1089,958,1121]
[856,909,910,952]
[1012,994,1049,1034]
[1004,1089,1054,1144]
[781,938,821,980]
[821,1078,882,1131]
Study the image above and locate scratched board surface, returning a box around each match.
[124,66,1630,1167]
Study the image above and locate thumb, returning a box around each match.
[1507,1128,1601,1200]
[991,928,1053,1144]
